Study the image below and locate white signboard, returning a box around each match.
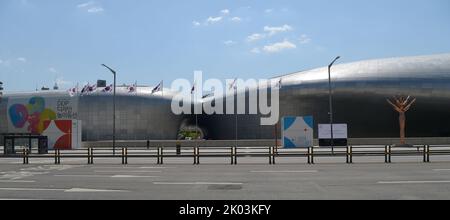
[282,116,314,148]
[318,124,348,139]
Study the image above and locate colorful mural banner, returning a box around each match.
[7,96,78,134]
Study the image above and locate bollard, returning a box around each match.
[23,149,29,165]
[160,147,164,164]
[272,147,276,165]
[349,146,353,164]
[87,148,91,164]
[193,148,197,165]
[230,147,234,165]
[196,147,200,165]
[426,145,431,163]
[388,145,392,163]
[234,147,237,165]
[176,143,181,156]
[307,148,311,164]
[54,149,61,165]
[157,147,160,165]
[147,140,150,150]
[423,145,427,163]
[122,148,125,165]
[384,145,389,163]
[346,146,350,164]
[311,147,315,164]
[269,147,272,165]
[125,148,128,164]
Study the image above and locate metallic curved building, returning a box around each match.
[199,53,450,140]
[1,53,450,143]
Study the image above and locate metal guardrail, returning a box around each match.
[1,145,450,165]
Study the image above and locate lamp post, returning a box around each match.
[328,56,340,155]
[102,64,117,156]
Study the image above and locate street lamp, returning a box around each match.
[328,56,340,155]
[102,64,117,156]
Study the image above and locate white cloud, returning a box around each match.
[56,77,73,87]
[77,1,104,13]
[251,48,261,54]
[264,25,293,36]
[221,9,230,15]
[265,9,273,13]
[299,34,311,44]
[0,59,3,64]
[17,57,27,62]
[247,33,266,42]
[87,7,104,13]
[192,21,201,26]
[205,16,223,25]
[231,17,241,22]
[49,67,57,73]
[263,40,297,53]
[77,1,94,8]
[223,40,237,46]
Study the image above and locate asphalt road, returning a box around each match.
[1,156,450,200]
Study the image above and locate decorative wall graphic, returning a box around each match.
[282,116,314,148]
[41,120,82,150]
[8,97,56,134]
[7,96,78,134]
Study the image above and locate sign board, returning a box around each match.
[7,95,78,134]
[282,116,314,148]
[42,120,82,150]
[318,124,348,146]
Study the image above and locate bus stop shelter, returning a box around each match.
[1,133,48,155]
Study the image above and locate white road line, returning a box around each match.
[433,169,450,171]
[111,175,160,178]
[153,182,243,185]
[250,170,318,173]
[54,174,159,178]
[378,180,450,184]
[0,188,65,191]
[54,175,111,178]
[65,188,128,193]
[91,166,174,169]
[0,180,36,183]
[0,187,128,193]
[94,170,162,173]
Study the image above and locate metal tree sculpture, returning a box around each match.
[387,96,416,145]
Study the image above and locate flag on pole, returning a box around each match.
[229,78,237,91]
[88,84,97,93]
[276,78,283,89]
[80,84,89,96]
[68,87,77,97]
[152,81,162,94]
[102,84,113,92]
[191,81,196,94]
[128,82,137,93]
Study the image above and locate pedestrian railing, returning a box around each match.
[1,145,450,165]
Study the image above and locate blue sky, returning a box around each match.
[1,0,450,92]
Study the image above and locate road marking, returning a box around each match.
[0,180,36,183]
[0,187,128,193]
[250,170,318,173]
[94,170,162,173]
[0,188,64,191]
[112,175,160,178]
[378,180,450,184]
[91,166,174,169]
[65,188,128,193]
[54,174,159,178]
[153,182,243,185]
[433,169,450,172]
[55,175,111,178]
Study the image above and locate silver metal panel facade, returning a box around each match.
[198,54,450,139]
[1,53,450,142]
